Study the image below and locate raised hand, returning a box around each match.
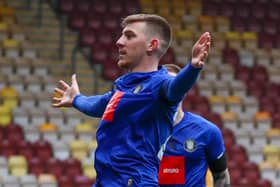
[52,74,80,108]
[191,32,211,68]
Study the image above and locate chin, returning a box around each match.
[118,60,131,69]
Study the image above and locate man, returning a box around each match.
[52,14,211,187]
[158,64,230,187]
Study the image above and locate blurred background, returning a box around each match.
[0,0,280,186]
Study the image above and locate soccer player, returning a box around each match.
[52,14,211,187]
[158,64,230,187]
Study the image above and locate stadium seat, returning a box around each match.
[33,139,53,161]
[70,139,89,161]
[63,158,82,178]
[19,175,38,187]
[38,174,57,187]
[28,157,45,176]
[8,155,28,176]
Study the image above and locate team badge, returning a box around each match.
[184,139,196,152]
[133,84,143,93]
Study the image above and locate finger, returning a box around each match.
[54,88,64,96]
[59,80,70,90]
[198,32,211,45]
[52,97,62,102]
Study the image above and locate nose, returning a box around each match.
[116,35,124,48]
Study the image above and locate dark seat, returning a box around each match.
[58,175,75,187]
[74,175,95,187]
[62,158,82,178]
[79,27,97,48]
[18,141,34,160]
[28,157,45,176]
[0,139,17,157]
[46,158,63,179]
[5,123,23,143]
[68,11,86,31]
[33,139,53,161]
[58,0,74,15]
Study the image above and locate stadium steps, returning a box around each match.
[6,0,97,94]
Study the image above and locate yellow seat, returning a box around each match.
[221,111,238,126]
[0,6,16,18]
[0,104,12,125]
[263,144,280,163]
[88,139,98,153]
[215,16,230,32]
[0,84,18,109]
[198,16,215,32]
[3,38,19,49]
[70,139,89,161]
[208,95,226,114]
[241,32,257,50]
[8,155,28,176]
[39,122,58,132]
[225,31,242,49]
[186,1,202,16]
[83,160,97,179]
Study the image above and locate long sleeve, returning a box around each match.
[72,92,112,117]
[162,63,202,103]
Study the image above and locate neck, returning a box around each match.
[173,110,184,126]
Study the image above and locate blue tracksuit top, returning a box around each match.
[72,64,201,187]
[159,112,225,187]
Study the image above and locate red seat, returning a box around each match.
[90,1,108,15]
[102,62,121,81]
[256,178,272,187]
[220,2,235,17]
[75,0,91,13]
[63,158,82,178]
[230,144,248,163]
[251,3,267,20]
[222,47,240,67]
[159,48,176,65]
[91,44,109,65]
[18,141,34,160]
[68,11,86,31]
[59,0,74,15]
[79,27,97,48]
[5,123,23,143]
[229,168,242,185]
[0,127,4,141]
[0,140,17,157]
[231,18,246,32]
[258,33,274,49]
[124,1,140,15]
[58,175,75,187]
[247,18,262,33]
[203,2,219,16]
[33,139,53,161]
[86,13,103,30]
[74,175,95,187]
[263,18,278,35]
[203,112,223,129]
[46,158,63,179]
[28,157,45,176]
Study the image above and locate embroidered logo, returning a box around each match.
[184,139,196,152]
[133,84,143,94]
[102,91,124,122]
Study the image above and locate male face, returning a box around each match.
[116,22,149,69]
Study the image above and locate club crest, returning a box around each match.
[184,139,196,152]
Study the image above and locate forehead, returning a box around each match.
[122,21,147,34]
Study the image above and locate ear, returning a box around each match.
[147,38,159,53]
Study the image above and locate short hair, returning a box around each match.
[164,64,181,74]
[121,14,172,58]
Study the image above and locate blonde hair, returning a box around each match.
[121,14,172,58]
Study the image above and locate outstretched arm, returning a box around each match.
[163,32,211,102]
[52,74,110,117]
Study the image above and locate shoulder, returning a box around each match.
[186,112,222,134]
